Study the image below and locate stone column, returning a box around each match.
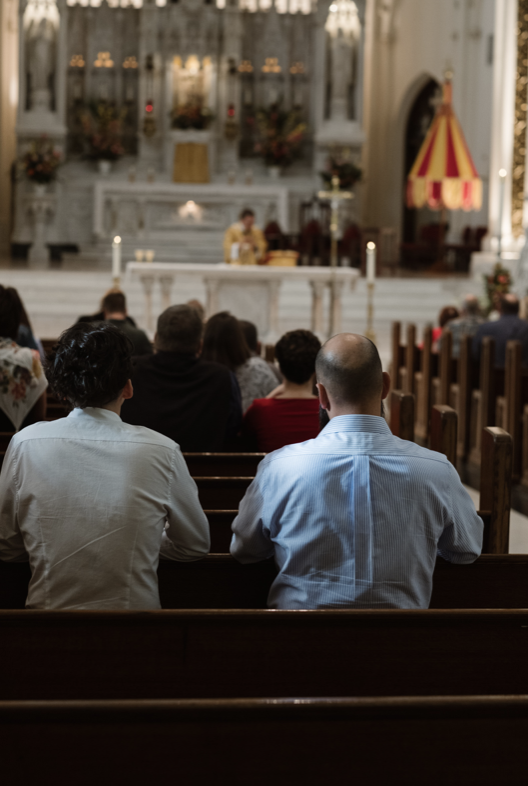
[205,279,220,318]
[328,278,345,337]
[159,275,174,313]
[310,280,326,340]
[140,274,155,332]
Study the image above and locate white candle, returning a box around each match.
[112,236,122,280]
[366,241,376,284]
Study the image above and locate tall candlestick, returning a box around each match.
[366,241,376,283]
[112,235,122,285]
[498,169,507,259]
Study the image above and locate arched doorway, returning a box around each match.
[402,78,441,244]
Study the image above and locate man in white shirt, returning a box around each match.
[230,333,483,609]
[0,322,210,609]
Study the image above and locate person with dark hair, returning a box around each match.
[6,287,44,359]
[239,319,282,385]
[231,333,482,610]
[202,312,277,412]
[100,290,152,356]
[242,329,321,452]
[0,285,47,432]
[121,305,241,450]
[76,289,138,328]
[0,321,210,610]
[432,305,459,352]
[223,208,267,265]
[473,293,528,366]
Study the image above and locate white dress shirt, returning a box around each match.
[0,408,210,609]
[230,415,483,610]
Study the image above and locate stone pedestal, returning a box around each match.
[25,190,56,269]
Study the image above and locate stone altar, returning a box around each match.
[126,261,359,341]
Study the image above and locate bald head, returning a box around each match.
[316,333,384,409]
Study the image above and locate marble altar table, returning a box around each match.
[126,262,360,342]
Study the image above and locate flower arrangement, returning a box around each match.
[80,101,126,161]
[20,137,61,185]
[249,105,307,168]
[484,262,512,313]
[320,155,362,190]
[171,104,214,130]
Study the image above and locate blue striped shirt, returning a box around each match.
[230,415,483,609]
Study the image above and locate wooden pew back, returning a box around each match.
[0,609,527,700]
[1,696,527,786]
[184,453,265,477]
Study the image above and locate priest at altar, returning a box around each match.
[223,209,267,266]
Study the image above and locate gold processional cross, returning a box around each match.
[317,175,354,268]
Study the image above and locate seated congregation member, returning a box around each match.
[440,294,484,359]
[76,290,138,327]
[121,305,241,451]
[100,290,152,356]
[231,333,483,610]
[0,322,210,610]
[0,285,47,432]
[473,293,528,366]
[432,305,459,352]
[239,319,282,384]
[202,312,278,413]
[242,329,321,452]
[7,287,45,360]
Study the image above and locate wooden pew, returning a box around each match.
[1,696,527,785]
[390,320,404,391]
[456,334,479,460]
[195,477,253,509]
[0,609,527,700]
[184,453,265,477]
[430,405,457,466]
[3,553,528,612]
[469,337,500,465]
[389,390,414,441]
[414,325,436,442]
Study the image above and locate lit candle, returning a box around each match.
[112,235,122,280]
[498,169,507,258]
[366,241,376,284]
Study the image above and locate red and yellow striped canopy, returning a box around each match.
[406,81,482,212]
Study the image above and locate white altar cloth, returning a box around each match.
[126,262,359,342]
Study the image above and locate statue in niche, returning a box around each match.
[325,0,360,123]
[27,14,57,113]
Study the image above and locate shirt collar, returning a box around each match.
[320,414,391,436]
[67,407,123,423]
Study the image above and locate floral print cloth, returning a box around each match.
[0,338,48,431]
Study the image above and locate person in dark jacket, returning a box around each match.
[99,291,152,356]
[121,304,242,451]
[472,294,528,367]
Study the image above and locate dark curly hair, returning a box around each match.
[45,322,133,409]
[274,329,321,385]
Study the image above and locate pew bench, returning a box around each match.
[184,453,265,477]
[1,696,527,785]
[3,554,528,611]
[0,609,527,700]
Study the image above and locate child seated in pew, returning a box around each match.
[0,322,210,610]
[231,333,483,610]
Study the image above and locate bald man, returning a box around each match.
[473,294,528,367]
[231,334,483,610]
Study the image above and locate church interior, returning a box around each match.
[1,0,528,781]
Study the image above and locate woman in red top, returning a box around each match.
[242,329,321,453]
